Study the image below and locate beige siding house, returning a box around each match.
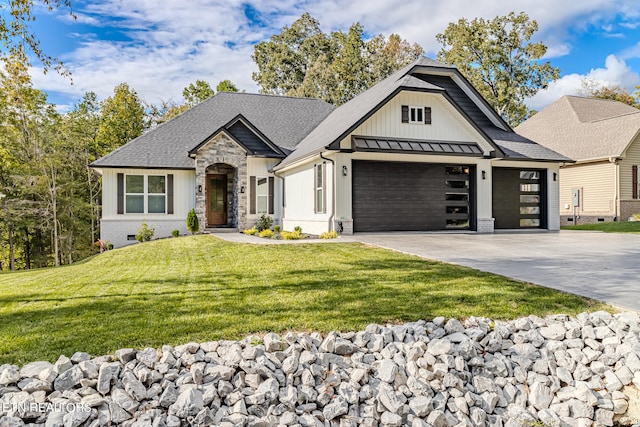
[516,96,640,224]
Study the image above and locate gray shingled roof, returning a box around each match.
[92,92,334,169]
[274,56,568,170]
[515,96,640,161]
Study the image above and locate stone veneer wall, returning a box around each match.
[194,134,248,231]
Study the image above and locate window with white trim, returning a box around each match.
[256,177,269,214]
[401,105,432,124]
[409,106,423,123]
[315,163,326,214]
[125,174,166,214]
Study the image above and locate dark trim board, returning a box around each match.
[352,160,476,232]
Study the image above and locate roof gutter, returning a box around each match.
[319,152,336,232]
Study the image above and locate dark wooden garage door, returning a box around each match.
[492,168,546,229]
[352,161,474,232]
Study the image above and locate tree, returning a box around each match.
[579,79,640,108]
[0,1,74,74]
[183,80,214,107]
[436,12,560,126]
[252,13,423,105]
[96,83,146,151]
[216,80,238,93]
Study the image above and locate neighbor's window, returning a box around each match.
[315,163,326,214]
[256,177,268,214]
[125,174,166,214]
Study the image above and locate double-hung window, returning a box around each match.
[125,175,166,214]
[315,163,326,214]
[256,177,269,214]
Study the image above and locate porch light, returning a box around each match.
[553,172,557,181]
[197,185,202,193]
[240,186,245,193]
[481,170,486,180]
[342,165,348,176]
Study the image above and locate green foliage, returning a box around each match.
[259,229,273,238]
[320,230,338,239]
[216,80,239,93]
[243,226,258,236]
[252,13,423,105]
[580,79,640,108]
[436,12,560,126]
[186,209,199,234]
[256,214,273,231]
[96,83,147,152]
[135,222,155,243]
[561,222,640,233]
[183,80,214,107]
[106,242,114,250]
[294,226,302,233]
[171,229,180,238]
[0,236,606,363]
[273,225,282,233]
[281,230,301,240]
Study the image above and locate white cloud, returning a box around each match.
[30,0,640,108]
[527,54,640,111]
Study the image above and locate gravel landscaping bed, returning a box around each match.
[1,310,639,426]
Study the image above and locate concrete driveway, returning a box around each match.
[354,231,640,312]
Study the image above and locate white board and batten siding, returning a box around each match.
[281,160,334,235]
[99,168,196,248]
[339,91,496,156]
[560,162,616,216]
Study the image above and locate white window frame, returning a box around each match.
[408,106,424,124]
[125,174,167,214]
[315,163,325,214]
[256,177,269,215]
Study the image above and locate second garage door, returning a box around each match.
[352,161,474,232]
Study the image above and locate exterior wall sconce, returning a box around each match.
[240,186,245,193]
[481,170,486,180]
[553,172,557,181]
[342,165,348,176]
[197,185,202,193]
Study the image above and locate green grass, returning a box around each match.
[0,235,607,365]
[561,221,640,233]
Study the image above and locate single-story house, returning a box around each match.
[92,57,569,247]
[516,95,640,224]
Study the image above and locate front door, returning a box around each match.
[206,174,227,226]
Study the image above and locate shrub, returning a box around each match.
[186,209,199,234]
[633,213,640,221]
[106,242,114,250]
[320,230,338,239]
[135,222,155,242]
[243,226,258,235]
[259,229,274,238]
[171,229,180,238]
[256,214,273,231]
[273,225,282,233]
[281,230,301,240]
[294,226,302,233]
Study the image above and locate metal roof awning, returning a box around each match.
[352,136,483,156]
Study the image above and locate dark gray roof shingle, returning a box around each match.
[92,92,334,169]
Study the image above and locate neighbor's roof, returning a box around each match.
[92,92,335,169]
[516,96,640,161]
[275,57,569,170]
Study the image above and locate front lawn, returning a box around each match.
[0,235,607,364]
[561,221,640,233]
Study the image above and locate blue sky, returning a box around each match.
[28,0,640,112]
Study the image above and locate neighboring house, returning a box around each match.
[92,57,569,247]
[516,96,640,224]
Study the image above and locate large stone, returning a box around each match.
[323,396,348,421]
[263,333,284,352]
[97,362,121,395]
[377,359,398,383]
[539,324,566,341]
[378,382,403,413]
[529,381,553,410]
[53,365,83,391]
[334,338,359,355]
[170,388,204,418]
[19,361,53,379]
[380,411,402,427]
[426,409,447,427]
[427,338,452,356]
[408,396,432,417]
[115,348,137,364]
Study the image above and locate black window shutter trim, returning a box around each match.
[167,174,174,214]
[117,173,124,214]
[249,176,256,214]
[425,107,432,124]
[401,105,409,123]
[268,177,274,215]
[633,165,638,200]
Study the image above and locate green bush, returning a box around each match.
[320,230,338,239]
[171,229,180,238]
[106,242,114,250]
[135,222,155,242]
[273,225,282,233]
[294,226,302,233]
[281,230,301,240]
[243,226,258,236]
[256,214,273,231]
[186,209,199,234]
[259,229,274,238]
